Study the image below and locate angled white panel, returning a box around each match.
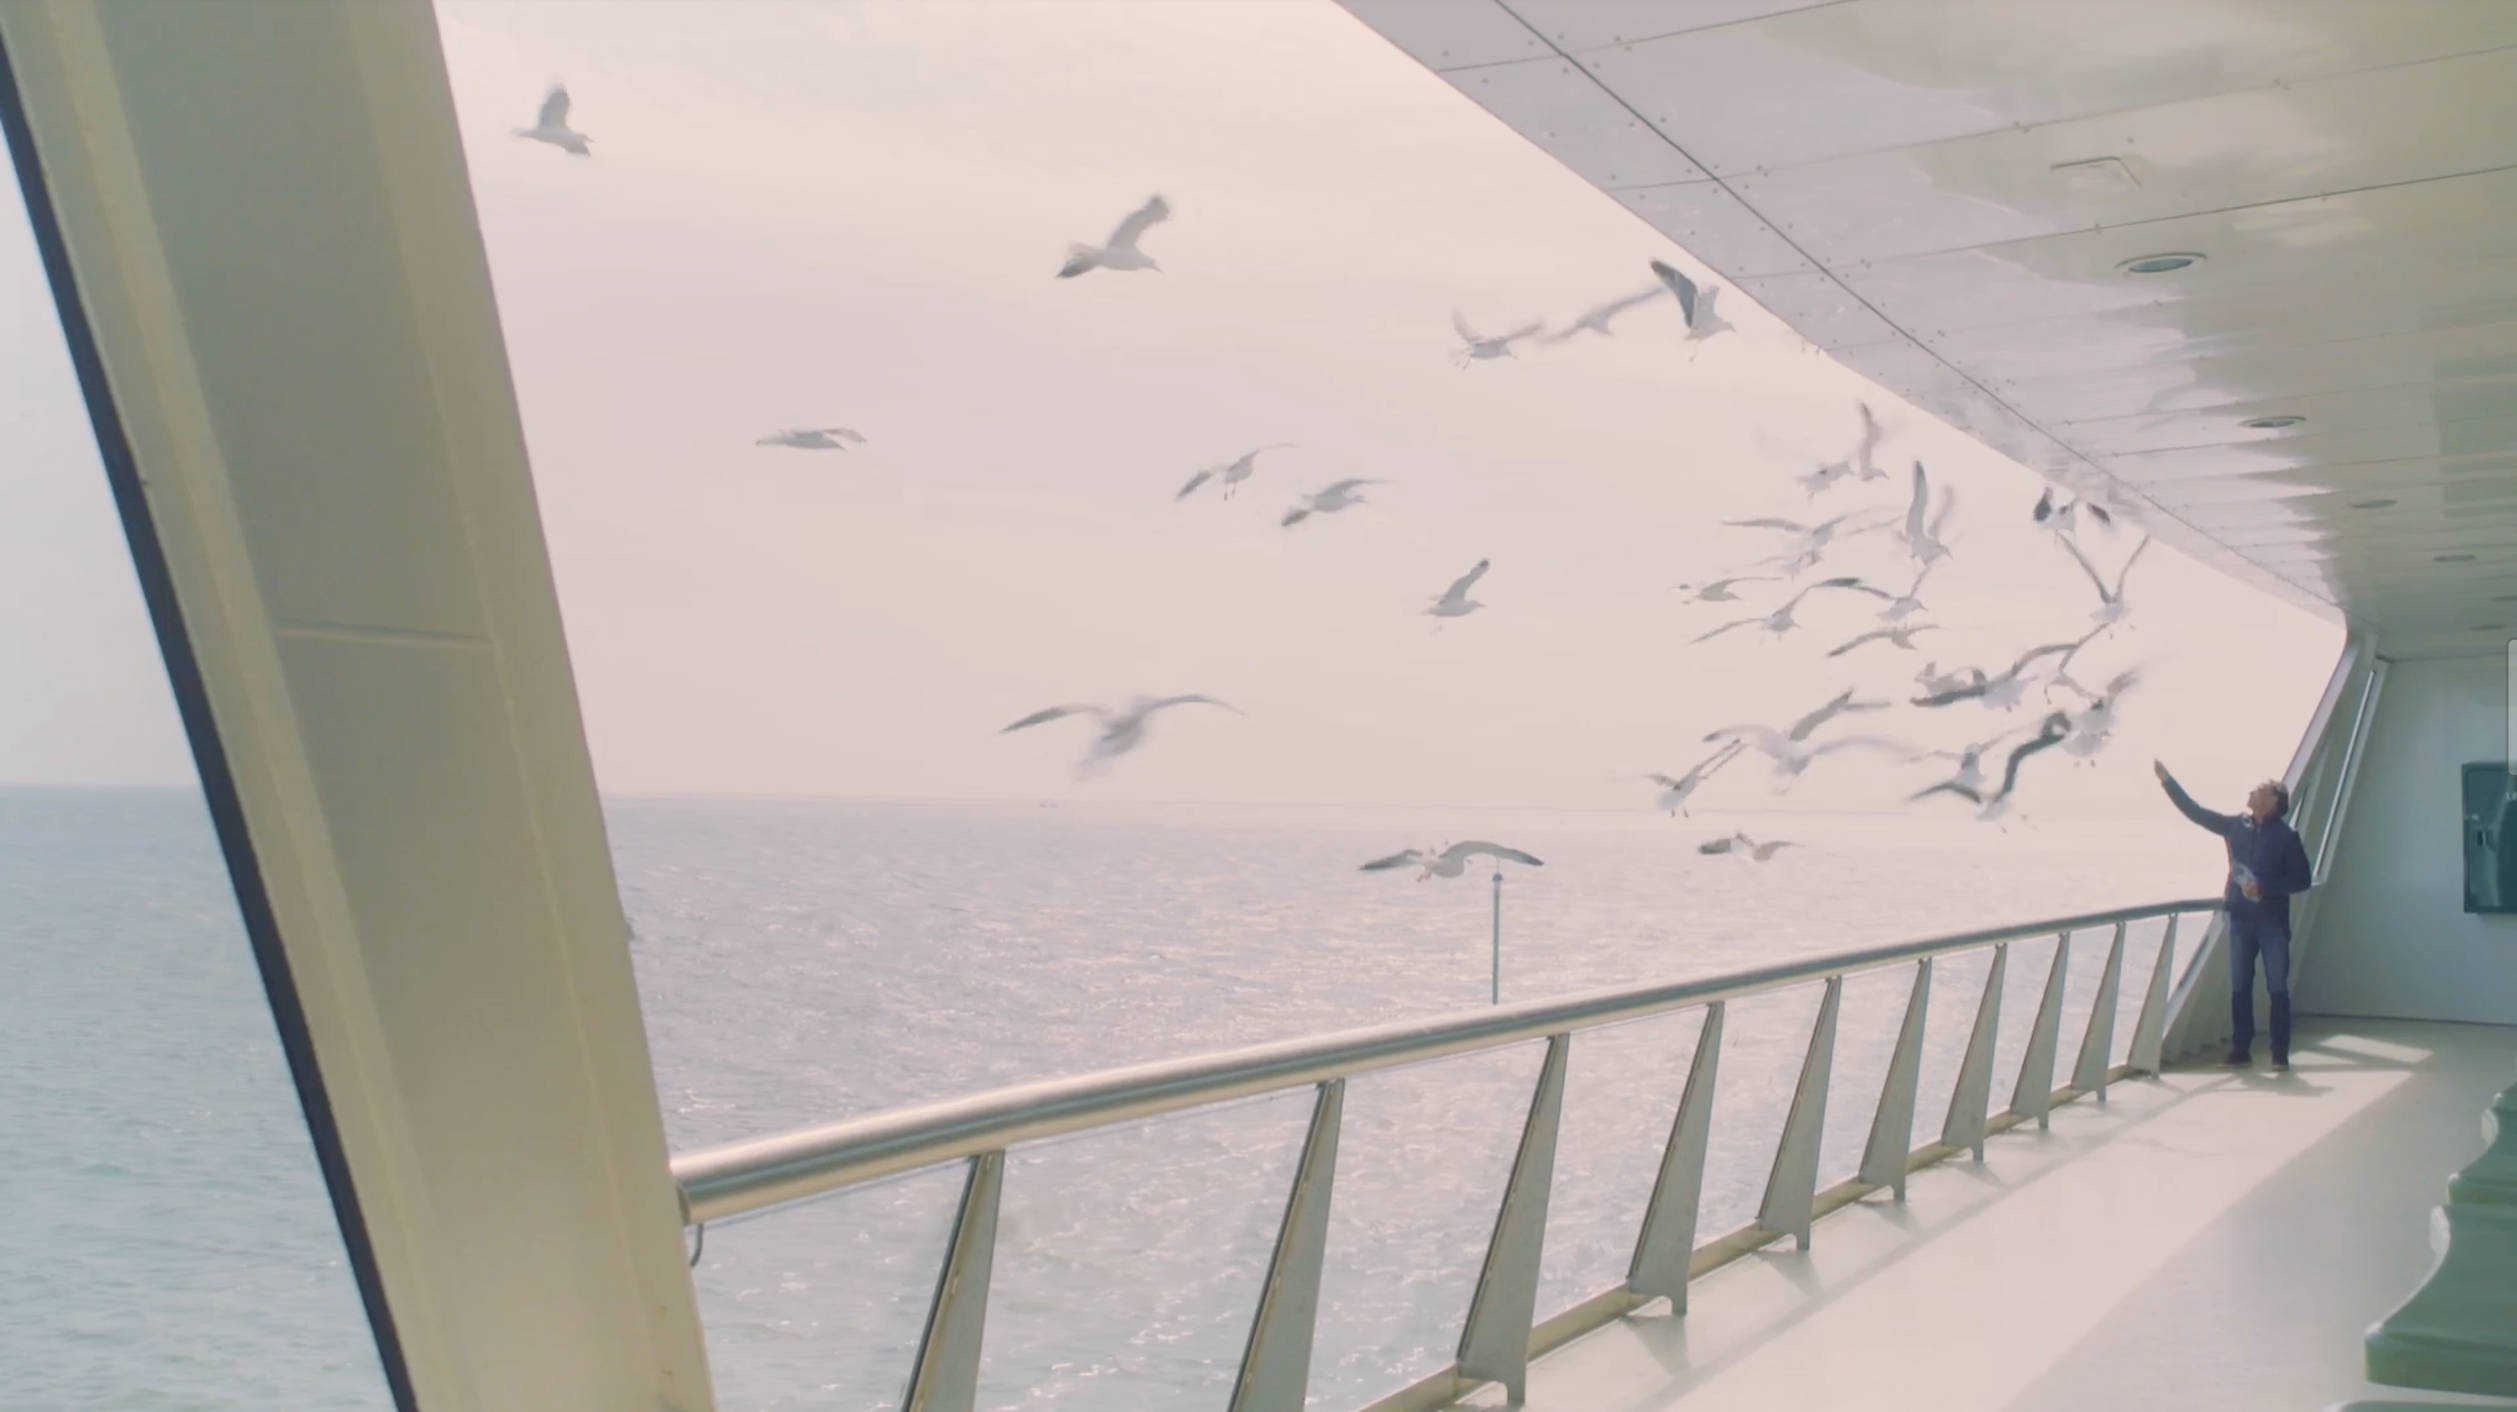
[1337,0,1546,70]
[1509,0,1838,53]
[1449,57,1707,188]
[1614,181,1812,276]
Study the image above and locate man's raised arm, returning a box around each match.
[2154,761,2239,836]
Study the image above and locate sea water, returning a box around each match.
[0,786,2211,1411]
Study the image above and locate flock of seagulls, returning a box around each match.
[512,84,2154,891]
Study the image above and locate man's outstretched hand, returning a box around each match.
[2153,760,2171,784]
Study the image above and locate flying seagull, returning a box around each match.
[1699,832,1795,862]
[1453,309,1544,366]
[757,427,866,450]
[2050,667,2141,760]
[1896,460,1957,565]
[1911,630,2102,710]
[1707,688,1911,779]
[1915,660,1989,699]
[1798,460,1858,497]
[1649,259,1735,348]
[1877,561,1938,622]
[1674,575,1779,603]
[1360,840,1544,880]
[1000,694,1239,775]
[516,85,592,155]
[2058,533,2151,623]
[1724,510,1879,575]
[1177,443,1292,501]
[1646,740,1745,816]
[1907,727,2021,803]
[1850,401,1886,481]
[1543,285,1666,343]
[1427,559,1491,619]
[1912,711,2074,820]
[1828,622,1938,657]
[1057,194,1170,278]
[1691,576,1885,644]
[1282,478,1380,528]
[2033,487,2115,532]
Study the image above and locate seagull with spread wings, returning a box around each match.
[1691,576,1886,644]
[1708,688,1912,779]
[1177,443,1292,501]
[1360,840,1544,880]
[1912,711,2074,820]
[1724,510,1879,575]
[1896,460,1958,565]
[1649,260,1735,350]
[2058,534,2151,623]
[1674,575,1779,603]
[1646,740,1745,816]
[1282,478,1380,527]
[2034,487,2115,532]
[1828,622,1938,658]
[1700,832,1796,862]
[1849,401,1887,480]
[1453,309,1545,366]
[1544,284,1666,343]
[1000,694,1240,774]
[516,85,592,155]
[1057,194,1171,278]
[1911,630,2102,710]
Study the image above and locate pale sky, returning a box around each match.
[0,0,2341,819]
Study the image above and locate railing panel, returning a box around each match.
[1756,978,1842,1251]
[1941,943,2008,1160]
[2112,914,2175,1072]
[1456,1035,1570,1404]
[1858,960,1932,1199]
[1538,1008,1704,1320]
[1911,946,1996,1160]
[1989,933,2060,1122]
[2072,923,2128,1099]
[1695,984,1827,1240]
[1311,1044,1541,1412]
[1628,1004,1722,1311]
[1816,964,1925,1192]
[1231,1081,1344,1412]
[2129,915,2182,1075]
[903,1151,1004,1412]
[2008,932,2071,1126]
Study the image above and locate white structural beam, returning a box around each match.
[0,4,713,1409]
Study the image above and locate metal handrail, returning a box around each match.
[673,895,2215,1222]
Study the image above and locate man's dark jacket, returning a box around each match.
[2160,774,2313,927]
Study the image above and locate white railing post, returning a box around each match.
[2127,914,2180,1075]
[1229,1081,1343,1412]
[902,1151,1005,1412]
[1859,960,1932,1199]
[1942,943,2008,1160]
[1456,1034,1569,1404]
[1629,1003,1723,1311]
[2010,933,2072,1127]
[2072,922,2128,1100]
[1756,977,1843,1252]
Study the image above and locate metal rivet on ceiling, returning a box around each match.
[2437,553,2479,563]
[2243,414,2306,430]
[2348,498,2396,509]
[2117,252,2205,275]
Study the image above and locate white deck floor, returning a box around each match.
[1467,1019,2517,1412]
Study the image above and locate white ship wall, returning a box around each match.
[2303,653,2517,1025]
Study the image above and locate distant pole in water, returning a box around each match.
[1491,868,1503,1005]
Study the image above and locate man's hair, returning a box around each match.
[2259,780,2291,818]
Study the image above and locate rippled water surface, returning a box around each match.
[3,787,2211,1411]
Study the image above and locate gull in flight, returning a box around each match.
[1874,561,1938,622]
[1691,576,1886,644]
[1725,510,1877,575]
[1649,260,1735,351]
[1646,740,1745,816]
[1427,559,1490,619]
[1360,840,1545,880]
[1707,688,1911,779]
[2049,667,2140,760]
[1282,478,1380,528]
[1454,309,1544,366]
[1828,622,1938,657]
[757,427,866,450]
[1057,194,1170,278]
[1915,660,1988,698]
[1000,694,1240,775]
[1177,443,1292,501]
[2034,487,2115,532]
[516,85,592,156]
[1896,460,1958,565]
[1849,401,1887,480]
[1912,711,2073,821]
[1911,630,2101,710]
[1544,284,1666,343]
[1798,460,1857,497]
[1907,727,2021,802]
[1674,575,1778,603]
[1699,832,1795,862]
[2058,533,2151,623]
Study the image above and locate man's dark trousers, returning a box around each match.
[2228,913,2292,1058]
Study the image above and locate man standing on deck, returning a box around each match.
[2153,761,2314,1067]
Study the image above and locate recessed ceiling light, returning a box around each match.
[2117,252,2204,275]
[2348,498,2397,509]
[2243,414,2306,430]
[2437,553,2479,563]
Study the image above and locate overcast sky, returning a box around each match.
[0,0,2341,818]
